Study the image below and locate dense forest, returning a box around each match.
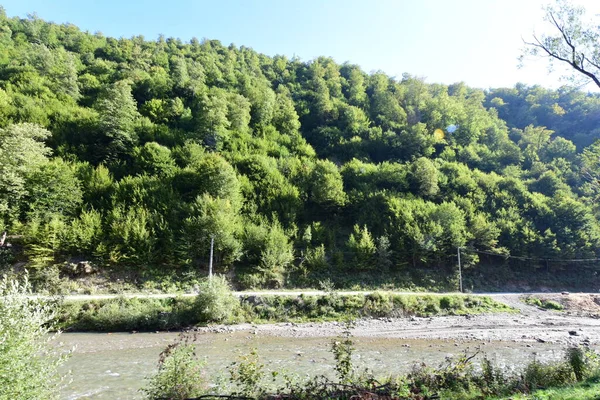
[2,10,600,289]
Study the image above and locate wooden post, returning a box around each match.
[457,246,463,293]
[208,235,214,280]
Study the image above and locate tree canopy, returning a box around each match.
[1,9,600,288]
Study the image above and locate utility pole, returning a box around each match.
[457,246,463,293]
[208,235,214,280]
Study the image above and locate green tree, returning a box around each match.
[132,142,176,177]
[0,276,67,399]
[95,80,140,162]
[23,158,83,220]
[241,218,294,288]
[310,160,346,208]
[346,224,376,270]
[0,123,51,225]
[180,194,242,269]
[411,157,439,197]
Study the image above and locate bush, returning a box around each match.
[228,348,265,397]
[142,337,207,400]
[0,275,68,399]
[195,276,239,323]
[0,247,13,269]
[524,296,564,311]
[58,297,197,331]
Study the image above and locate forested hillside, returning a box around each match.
[2,11,600,289]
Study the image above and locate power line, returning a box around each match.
[463,247,600,263]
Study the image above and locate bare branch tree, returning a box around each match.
[521,0,600,89]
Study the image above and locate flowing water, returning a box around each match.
[59,331,569,399]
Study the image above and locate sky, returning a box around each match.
[3,0,600,90]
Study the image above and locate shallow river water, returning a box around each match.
[59,330,573,399]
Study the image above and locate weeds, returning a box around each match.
[228,348,265,397]
[331,320,355,384]
[141,334,207,400]
[141,326,600,400]
[524,295,565,311]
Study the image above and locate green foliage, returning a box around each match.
[0,276,67,400]
[228,348,265,397]
[23,158,83,220]
[1,11,600,288]
[310,159,346,208]
[194,276,239,323]
[59,297,197,331]
[0,123,51,224]
[240,218,294,288]
[524,296,565,310]
[94,80,139,162]
[142,338,207,400]
[346,225,376,270]
[331,321,355,384]
[180,194,242,269]
[132,142,176,177]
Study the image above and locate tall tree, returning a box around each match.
[94,80,140,162]
[521,0,600,89]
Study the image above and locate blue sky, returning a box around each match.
[3,0,600,90]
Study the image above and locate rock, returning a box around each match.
[526,344,533,348]
[63,260,96,277]
[536,338,546,343]
[568,331,579,336]
[561,292,570,295]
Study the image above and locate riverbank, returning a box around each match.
[56,292,513,332]
[187,293,600,347]
[55,293,600,399]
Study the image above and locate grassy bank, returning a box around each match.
[56,292,514,332]
[502,376,600,399]
[142,329,600,400]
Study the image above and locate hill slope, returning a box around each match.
[1,10,600,290]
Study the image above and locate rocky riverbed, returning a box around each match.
[194,293,600,347]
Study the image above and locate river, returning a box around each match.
[59,330,569,399]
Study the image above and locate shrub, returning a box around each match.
[524,296,564,311]
[194,276,239,323]
[303,244,329,271]
[142,337,206,400]
[59,297,197,331]
[0,275,68,399]
[332,322,355,384]
[228,348,265,397]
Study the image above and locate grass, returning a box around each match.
[55,292,514,332]
[241,292,515,323]
[57,296,199,331]
[524,295,565,310]
[500,375,600,399]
